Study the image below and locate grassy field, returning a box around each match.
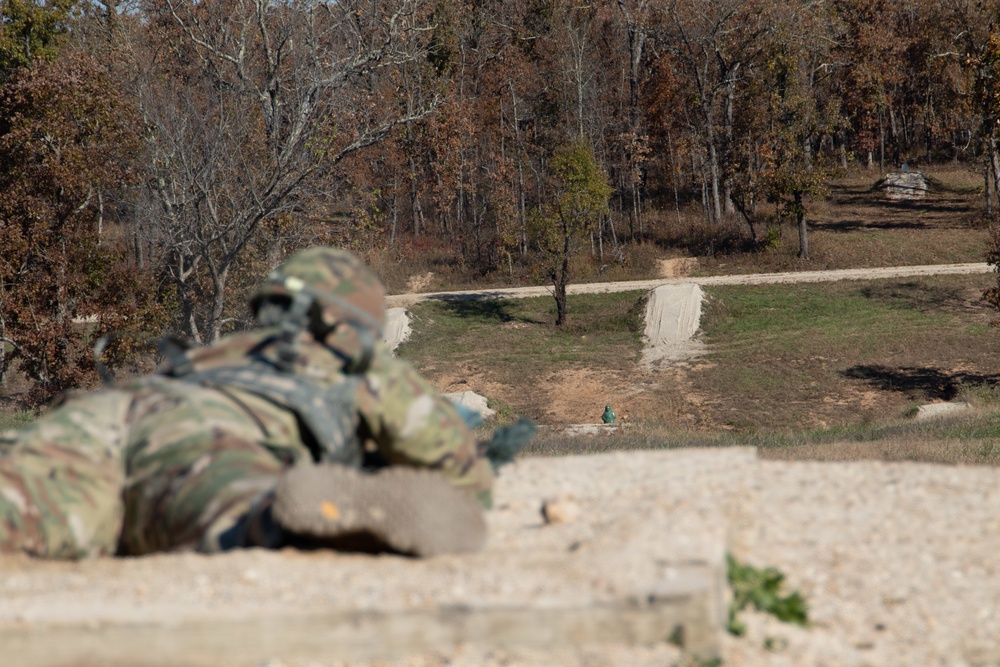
[693,274,999,429]
[398,272,1000,465]
[5,165,1000,467]
[0,410,34,431]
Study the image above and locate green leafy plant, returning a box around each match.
[529,139,613,326]
[727,553,808,636]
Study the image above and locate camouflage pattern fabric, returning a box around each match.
[251,246,387,333]
[0,329,492,559]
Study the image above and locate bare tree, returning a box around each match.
[127,0,437,342]
[660,0,773,224]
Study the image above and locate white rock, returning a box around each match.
[881,171,928,200]
[444,390,496,420]
[914,401,972,421]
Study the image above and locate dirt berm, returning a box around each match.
[3,447,1000,666]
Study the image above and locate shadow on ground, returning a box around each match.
[433,297,545,325]
[856,281,969,312]
[817,182,979,233]
[842,365,1000,401]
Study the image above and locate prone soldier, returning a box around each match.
[0,247,510,559]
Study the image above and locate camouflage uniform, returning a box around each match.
[0,248,494,560]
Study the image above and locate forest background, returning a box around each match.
[4,0,1000,406]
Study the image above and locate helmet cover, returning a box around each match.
[251,247,386,337]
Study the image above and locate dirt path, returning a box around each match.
[386,262,993,307]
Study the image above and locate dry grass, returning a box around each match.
[522,399,1000,467]
[686,274,1000,432]
[651,164,989,277]
[757,436,1000,465]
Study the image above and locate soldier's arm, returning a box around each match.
[356,346,494,507]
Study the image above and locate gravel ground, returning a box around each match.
[384,262,992,307]
[4,448,1000,666]
[726,458,1000,667]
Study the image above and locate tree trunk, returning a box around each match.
[795,192,808,260]
[633,182,642,239]
[552,256,569,326]
[553,224,571,326]
[668,130,682,225]
[985,157,993,218]
[208,264,230,342]
[410,155,422,237]
[723,81,735,215]
[707,129,723,223]
[990,136,1000,213]
[0,313,6,387]
[879,112,885,172]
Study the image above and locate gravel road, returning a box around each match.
[385,262,993,307]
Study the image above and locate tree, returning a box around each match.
[125,0,439,343]
[0,0,75,76]
[530,139,612,325]
[0,52,166,405]
[762,29,842,259]
[727,0,841,258]
[659,0,774,223]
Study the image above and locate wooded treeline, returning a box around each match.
[4,0,1000,402]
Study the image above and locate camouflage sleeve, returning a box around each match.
[357,345,494,507]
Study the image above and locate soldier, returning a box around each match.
[0,247,507,560]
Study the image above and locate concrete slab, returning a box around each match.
[557,423,619,436]
[641,283,705,368]
[0,448,758,667]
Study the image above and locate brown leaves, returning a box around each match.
[0,51,162,406]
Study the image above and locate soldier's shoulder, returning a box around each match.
[162,329,279,375]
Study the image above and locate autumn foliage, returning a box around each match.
[0,52,166,404]
[5,0,1000,400]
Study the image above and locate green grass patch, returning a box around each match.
[727,554,808,637]
[0,409,35,430]
[398,290,646,388]
[692,275,998,430]
[703,281,952,357]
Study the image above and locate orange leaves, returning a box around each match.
[0,51,161,406]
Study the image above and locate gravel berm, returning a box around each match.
[2,447,1000,666]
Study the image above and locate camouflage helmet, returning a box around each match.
[250,247,386,338]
